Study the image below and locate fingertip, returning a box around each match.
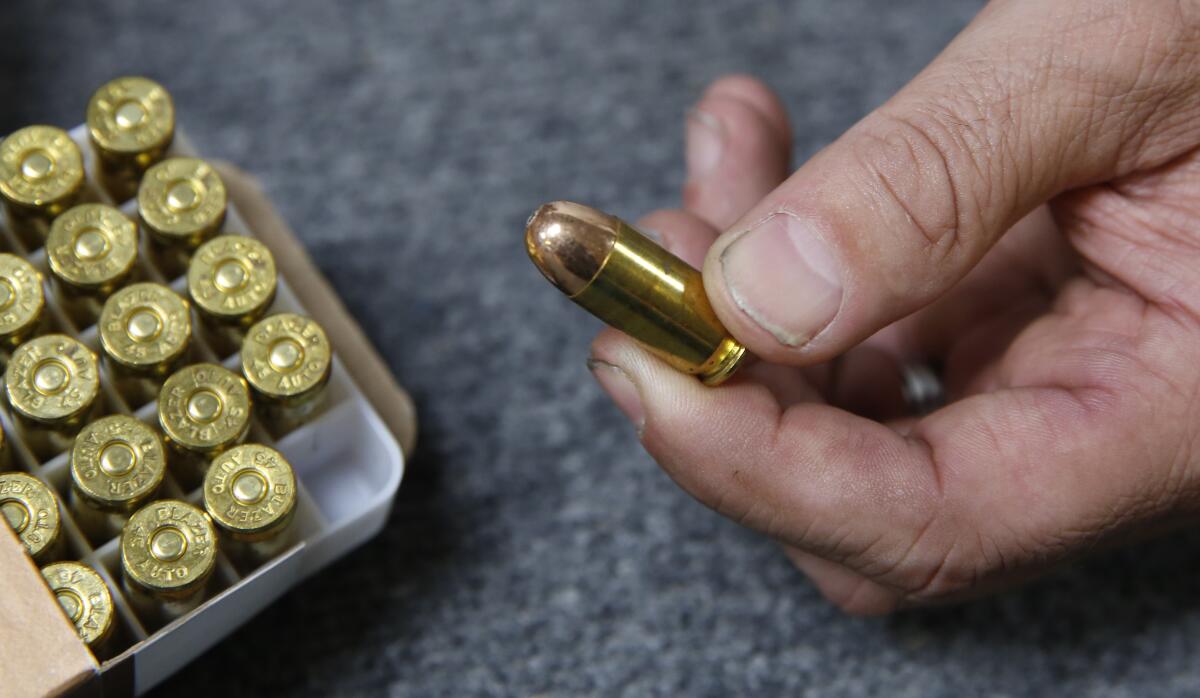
[685,79,792,230]
[704,74,792,145]
[784,546,902,616]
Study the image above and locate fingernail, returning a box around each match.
[720,213,843,347]
[686,109,724,181]
[587,358,646,435]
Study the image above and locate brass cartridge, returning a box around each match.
[0,252,46,360]
[158,363,251,486]
[99,282,191,407]
[137,157,226,277]
[0,472,61,562]
[240,313,331,437]
[87,76,176,202]
[120,499,216,623]
[5,335,101,460]
[46,203,139,327]
[69,415,166,543]
[525,201,746,386]
[187,235,277,356]
[0,125,86,249]
[41,561,116,652]
[202,443,297,567]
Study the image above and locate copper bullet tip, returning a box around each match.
[525,201,619,297]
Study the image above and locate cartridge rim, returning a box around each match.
[698,338,749,387]
[187,235,277,323]
[0,253,45,339]
[47,204,139,290]
[241,313,332,402]
[0,125,84,208]
[100,282,191,370]
[138,157,226,244]
[41,562,115,647]
[5,334,100,424]
[158,363,251,453]
[0,472,60,560]
[87,76,175,158]
[203,443,296,539]
[121,499,216,595]
[71,415,166,511]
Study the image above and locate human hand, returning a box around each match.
[588,0,1200,614]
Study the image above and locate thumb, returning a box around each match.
[703,0,1200,363]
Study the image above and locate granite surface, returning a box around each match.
[4,1,1200,696]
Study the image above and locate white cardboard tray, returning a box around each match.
[0,125,406,696]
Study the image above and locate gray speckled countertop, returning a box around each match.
[4,1,1200,696]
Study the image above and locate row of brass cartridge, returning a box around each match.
[1,439,297,653]
[4,306,332,461]
[0,78,226,271]
[0,312,330,648]
[0,76,335,656]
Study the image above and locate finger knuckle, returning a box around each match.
[1055,0,1200,163]
[851,104,993,270]
[865,519,981,601]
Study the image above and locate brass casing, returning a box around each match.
[87,76,175,202]
[5,335,102,460]
[137,157,227,277]
[69,415,167,543]
[41,562,116,650]
[203,443,297,566]
[188,235,277,356]
[120,499,216,623]
[528,205,745,385]
[0,125,86,248]
[241,313,331,436]
[158,363,251,486]
[99,282,192,406]
[46,203,139,326]
[0,252,46,358]
[0,472,61,562]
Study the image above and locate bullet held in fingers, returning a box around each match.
[525,200,746,386]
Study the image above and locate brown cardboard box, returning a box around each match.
[0,524,98,697]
